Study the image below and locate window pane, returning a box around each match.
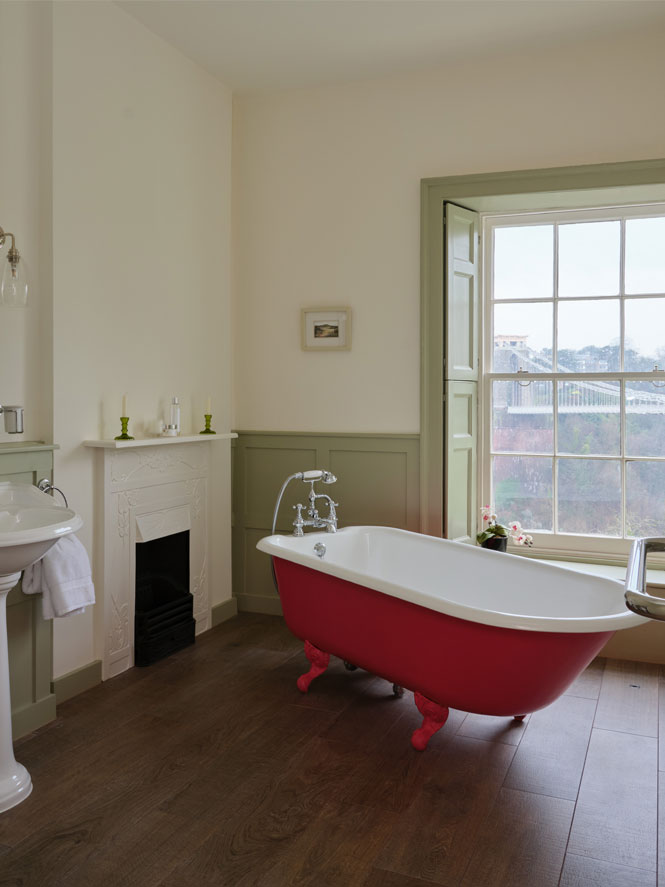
[557,459,621,536]
[557,300,620,372]
[558,221,620,297]
[557,381,620,455]
[492,381,553,454]
[494,225,553,300]
[626,381,665,457]
[492,455,552,531]
[624,297,665,371]
[493,302,553,372]
[625,217,665,295]
[626,461,665,537]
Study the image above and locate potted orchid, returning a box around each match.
[476,506,533,551]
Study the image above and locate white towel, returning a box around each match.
[22,534,95,619]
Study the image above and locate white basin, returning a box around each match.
[0,482,83,813]
[0,482,82,576]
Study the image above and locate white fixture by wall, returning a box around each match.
[84,435,236,679]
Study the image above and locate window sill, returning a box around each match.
[526,556,665,589]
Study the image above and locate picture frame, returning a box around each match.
[301,307,352,351]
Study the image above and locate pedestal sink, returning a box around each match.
[0,482,82,813]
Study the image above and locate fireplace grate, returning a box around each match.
[134,574,194,667]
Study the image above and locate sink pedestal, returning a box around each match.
[0,572,32,812]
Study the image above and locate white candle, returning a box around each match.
[206,396,211,414]
[122,394,127,416]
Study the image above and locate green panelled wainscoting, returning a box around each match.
[232,432,420,614]
[1,443,58,739]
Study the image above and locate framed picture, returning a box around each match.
[301,307,352,351]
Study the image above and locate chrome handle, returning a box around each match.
[313,542,326,558]
[624,537,665,620]
[37,478,69,508]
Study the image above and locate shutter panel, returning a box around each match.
[445,203,479,382]
[444,381,477,542]
[444,203,480,542]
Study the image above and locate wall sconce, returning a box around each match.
[0,226,28,306]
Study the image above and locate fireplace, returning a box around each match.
[85,438,224,679]
[134,530,194,666]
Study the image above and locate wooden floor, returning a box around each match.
[0,614,663,886]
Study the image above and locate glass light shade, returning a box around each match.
[1,254,28,307]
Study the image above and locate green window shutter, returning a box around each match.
[445,203,479,382]
[444,203,480,542]
[444,381,477,542]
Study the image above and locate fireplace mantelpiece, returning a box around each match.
[84,435,237,679]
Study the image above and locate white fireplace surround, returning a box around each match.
[85,435,235,679]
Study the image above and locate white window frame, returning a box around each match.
[480,202,665,564]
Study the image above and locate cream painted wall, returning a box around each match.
[0,1,52,443]
[233,28,665,433]
[50,2,233,677]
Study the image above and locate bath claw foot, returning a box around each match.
[343,661,358,671]
[513,715,526,722]
[411,691,449,751]
[392,684,404,698]
[296,640,330,693]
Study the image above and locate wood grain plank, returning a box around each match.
[460,787,574,887]
[346,698,466,814]
[658,771,665,887]
[375,735,516,884]
[362,871,435,887]
[595,660,659,737]
[503,693,596,800]
[565,657,605,699]
[456,712,529,745]
[1,617,662,887]
[659,667,665,771]
[254,802,399,887]
[561,853,657,887]
[568,728,657,872]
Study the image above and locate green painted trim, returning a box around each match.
[421,158,665,536]
[211,597,238,627]
[12,695,56,741]
[233,430,420,612]
[232,430,419,439]
[52,660,102,705]
[421,157,665,197]
[236,594,283,616]
[0,442,59,454]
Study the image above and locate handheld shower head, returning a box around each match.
[300,469,337,484]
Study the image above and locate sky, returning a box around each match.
[492,215,665,359]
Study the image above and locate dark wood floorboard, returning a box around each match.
[560,853,657,887]
[0,614,663,887]
[567,728,657,873]
[594,660,660,737]
[459,787,574,887]
[502,694,596,800]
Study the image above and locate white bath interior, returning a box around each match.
[259,526,646,633]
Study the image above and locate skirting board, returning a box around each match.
[212,597,239,627]
[235,594,283,616]
[12,694,57,741]
[52,660,103,705]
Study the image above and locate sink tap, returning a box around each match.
[0,404,23,434]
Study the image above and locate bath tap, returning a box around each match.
[293,490,338,536]
[271,469,338,537]
[0,404,23,434]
